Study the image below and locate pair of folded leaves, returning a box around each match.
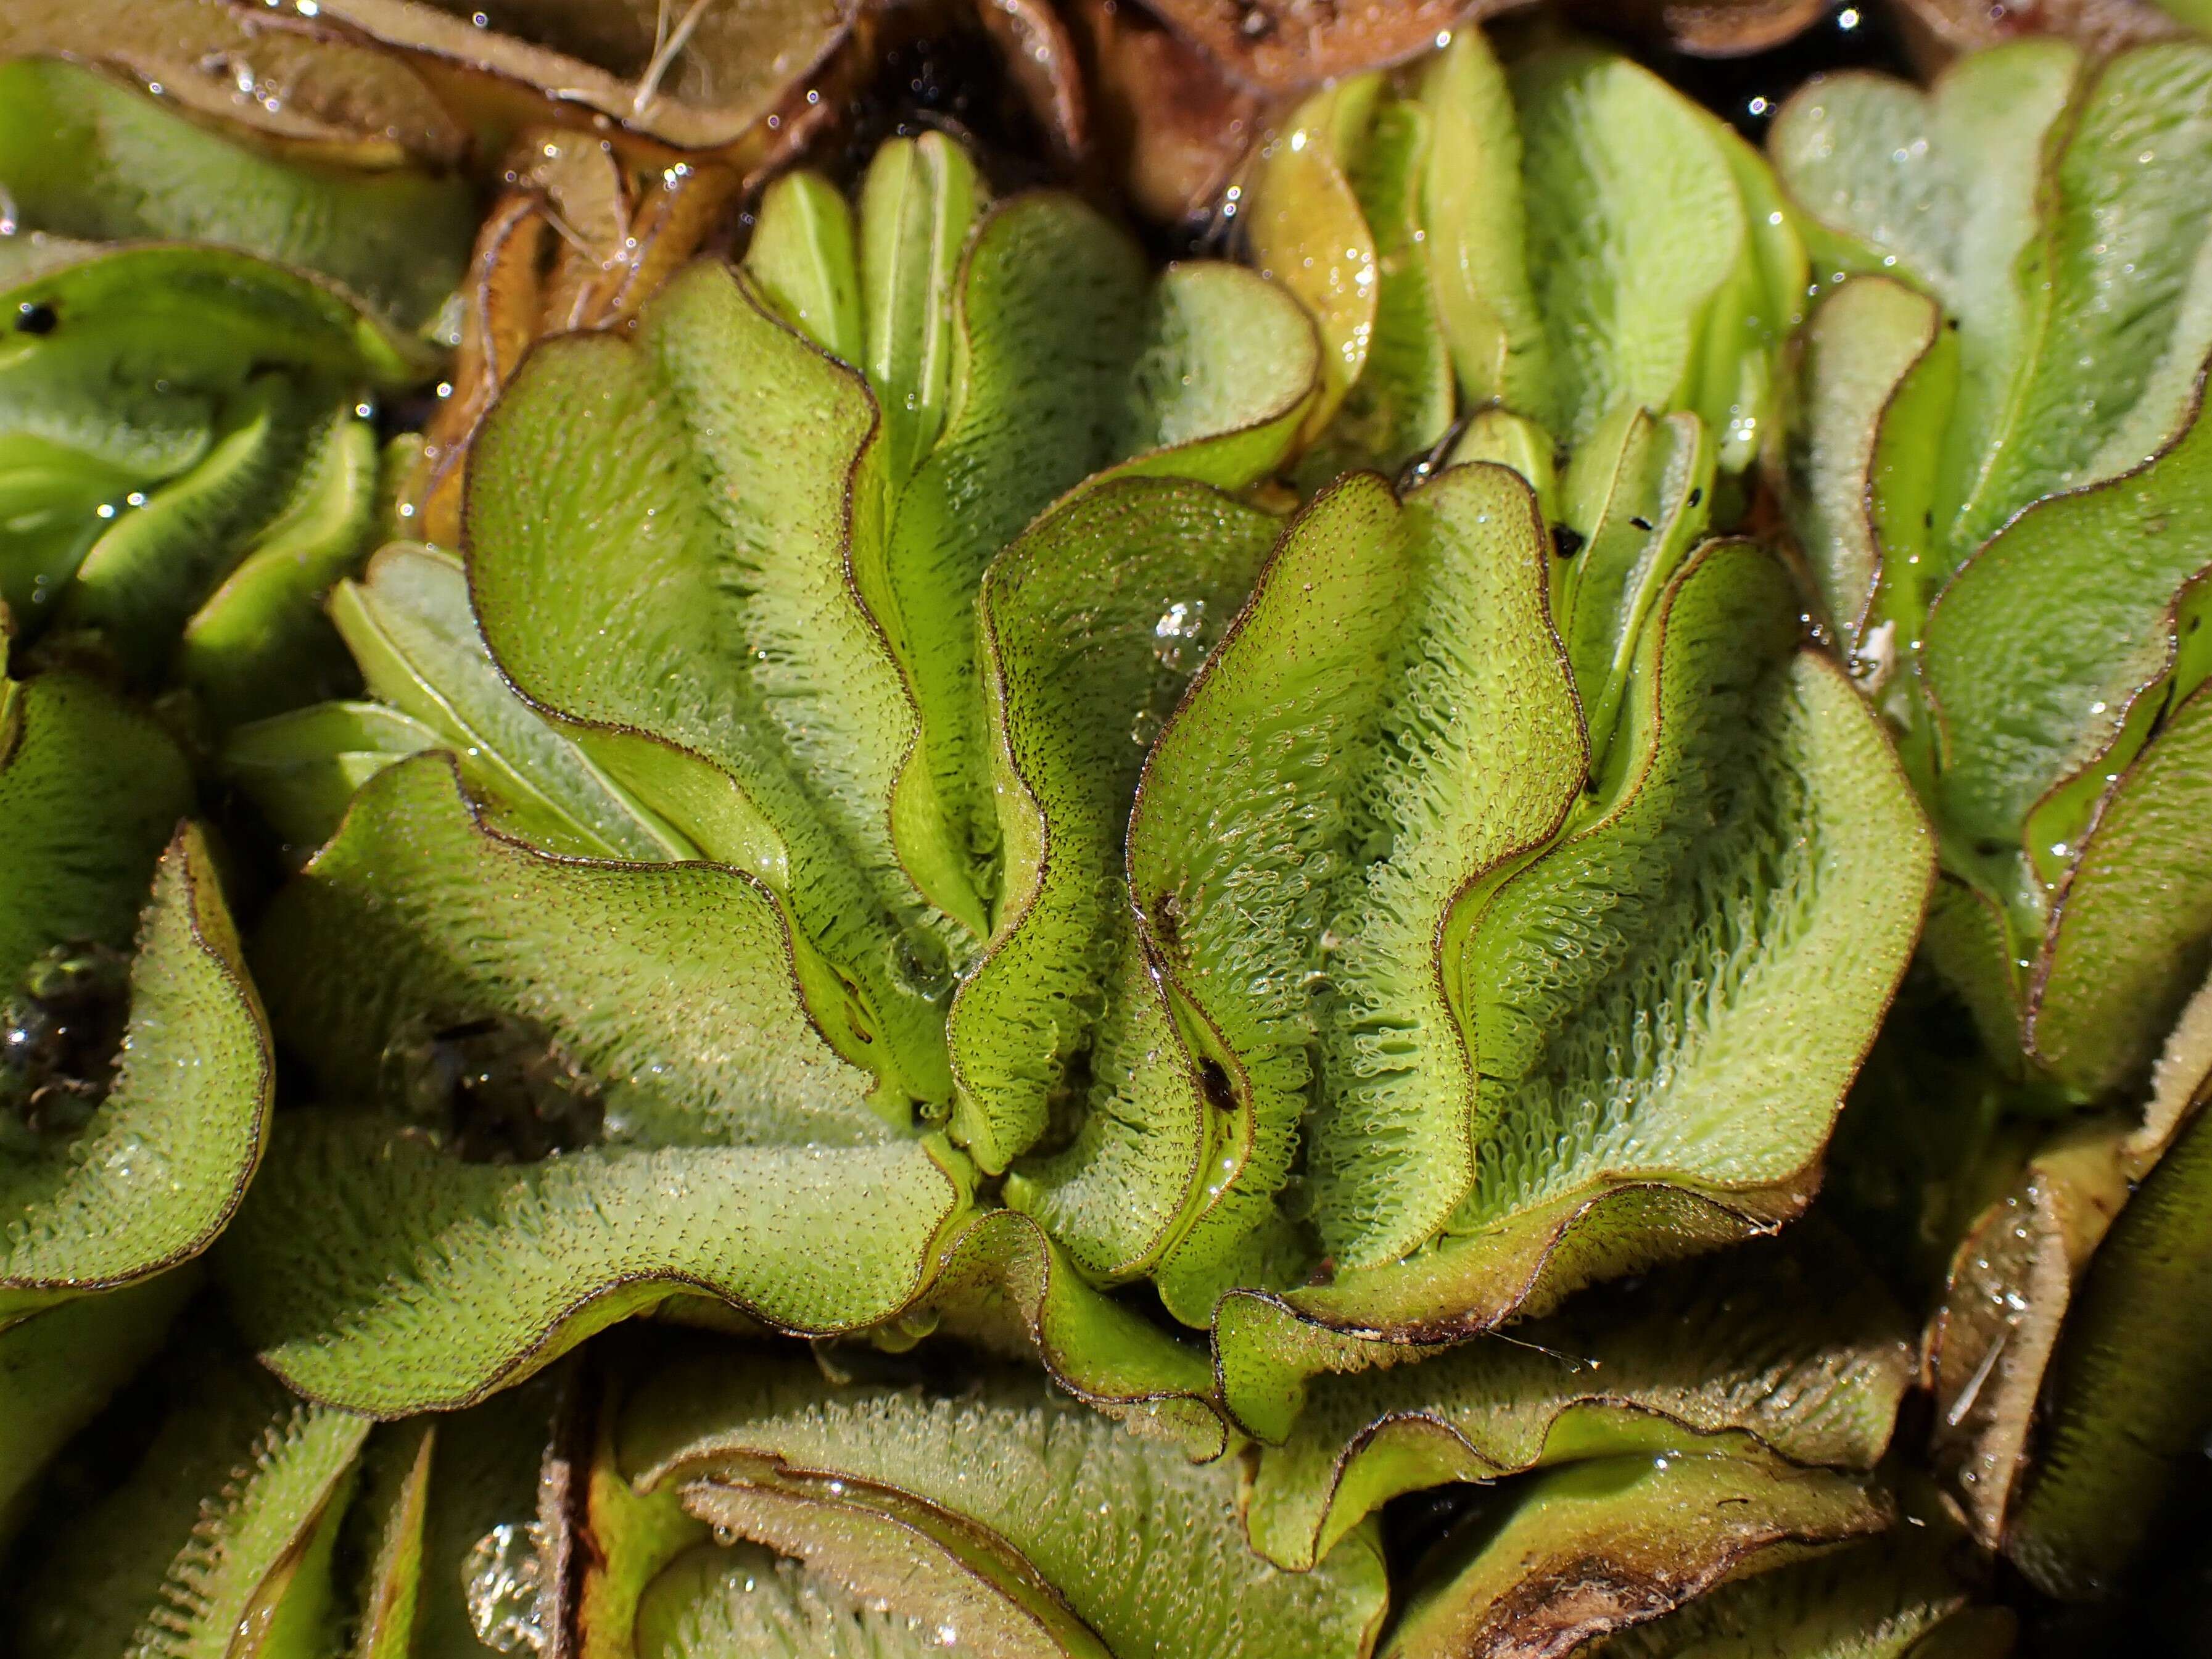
[2,1236,1999,1659]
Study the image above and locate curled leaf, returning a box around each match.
[1245,1235,1912,1571]
[218,753,974,1415]
[618,1349,1389,1659]
[1380,1449,1890,1659]
[1,677,268,1325]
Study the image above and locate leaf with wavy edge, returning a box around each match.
[464,267,954,1103]
[1926,971,2212,1560]
[1921,384,2212,1075]
[2031,680,2212,1089]
[1780,276,1957,660]
[1245,1234,1911,1571]
[1421,30,1546,418]
[1381,1450,1889,1659]
[1128,465,1583,1321]
[218,753,973,1415]
[2,817,270,1325]
[955,479,1274,1191]
[331,542,687,863]
[1209,539,1929,1441]
[859,134,983,499]
[178,405,379,729]
[912,1210,1227,1461]
[0,58,473,331]
[1773,43,2212,565]
[6,1341,371,1659]
[619,1352,1388,1659]
[1578,1513,2010,1659]
[0,1268,194,1547]
[880,190,1315,954]
[1512,48,1746,449]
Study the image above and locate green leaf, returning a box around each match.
[1921,384,2212,1011]
[1245,77,1387,442]
[952,478,1276,1179]
[859,133,984,495]
[465,271,954,1103]
[1512,48,1746,447]
[6,1340,371,1659]
[619,1351,1390,1659]
[638,1542,982,1659]
[61,372,315,664]
[1780,276,1957,657]
[1772,43,2212,566]
[2006,1061,2212,1597]
[0,57,473,331]
[1380,1452,1889,1659]
[1576,1517,2010,1659]
[1211,539,1929,1440]
[331,542,688,863]
[218,754,974,1415]
[225,700,442,861]
[0,1268,194,1547]
[2031,681,2212,1090]
[177,406,379,729]
[915,1210,1228,1460]
[1552,405,1715,764]
[346,1422,435,1659]
[2,818,270,1325]
[1421,28,1546,416]
[1294,96,1455,482]
[881,193,1313,941]
[0,239,438,390]
[1245,1235,1912,1571]
[0,672,192,992]
[1127,465,1583,1316]
[746,171,864,366]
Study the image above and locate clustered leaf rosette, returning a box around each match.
[210,20,1934,1500]
[1766,35,2212,1598]
[17,11,2212,1654]
[0,56,471,721]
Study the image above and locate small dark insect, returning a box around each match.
[1629,515,1654,531]
[14,300,57,336]
[0,940,132,1146]
[1198,1056,1237,1114]
[1687,487,1704,507]
[1551,524,1586,560]
[384,1012,606,1164]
